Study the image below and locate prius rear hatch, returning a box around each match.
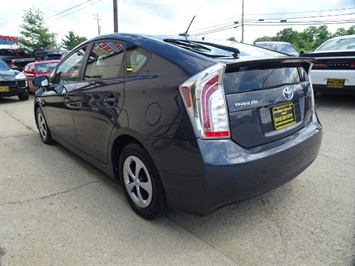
[223,58,315,149]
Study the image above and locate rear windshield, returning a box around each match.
[316,37,355,51]
[224,66,308,94]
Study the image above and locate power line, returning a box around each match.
[46,0,103,22]
[46,0,97,19]
[190,8,354,37]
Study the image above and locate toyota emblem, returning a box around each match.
[283,87,293,101]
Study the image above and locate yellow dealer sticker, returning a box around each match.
[272,103,296,130]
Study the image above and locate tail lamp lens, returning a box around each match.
[312,62,328,69]
[179,63,230,139]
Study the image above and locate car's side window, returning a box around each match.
[51,46,88,85]
[24,64,34,72]
[84,40,124,80]
[125,42,151,76]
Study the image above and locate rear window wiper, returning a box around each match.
[165,39,210,52]
[192,41,240,59]
[164,39,239,59]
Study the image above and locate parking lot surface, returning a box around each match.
[0,94,354,265]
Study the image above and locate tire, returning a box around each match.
[18,91,29,101]
[119,143,167,219]
[36,107,55,144]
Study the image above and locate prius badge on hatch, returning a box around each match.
[283,87,294,101]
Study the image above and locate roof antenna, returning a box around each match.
[179,15,196,40]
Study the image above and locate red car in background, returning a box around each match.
[23,60,59,93]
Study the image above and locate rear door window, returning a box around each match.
[125,42,151,76]
[84,40,125,79]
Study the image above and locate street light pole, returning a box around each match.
[113,0,118,33]
[93,13,101,36]
[241,0,244,43]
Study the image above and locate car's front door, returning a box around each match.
[71,40,126,163]
[42,45,89,148]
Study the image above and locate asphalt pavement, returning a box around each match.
[0,94,354,265]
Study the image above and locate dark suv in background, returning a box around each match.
[33,34,322,219]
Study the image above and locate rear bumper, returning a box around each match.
[311,69,355,94]
[313,84,355,94]
[155,112,322,215]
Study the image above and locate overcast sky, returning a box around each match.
[0,0,354,46]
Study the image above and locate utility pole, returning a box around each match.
[93,13,101,35]
[113,0,118,32]
[241,0,244,43]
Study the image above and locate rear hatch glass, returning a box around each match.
[224,60,313,149]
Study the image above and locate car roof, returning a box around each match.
[255,41,293,45]
[324,34,355,40]
[84,33,287,58]
[33,60,60,65]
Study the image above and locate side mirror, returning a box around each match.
[26,69,34,74]
[33,76,49,88]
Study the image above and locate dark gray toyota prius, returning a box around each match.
[33,34,322,219]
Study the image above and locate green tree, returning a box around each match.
[332,27,347,37]
[62,31,87,50]
[254,36,277,42]
[346,25,355,35]
[253,25,354,52]
[314,25,331,48]
[17,7,57,54]
[275,27,299,44]
[227,36,237,42]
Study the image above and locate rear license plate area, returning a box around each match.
[272,103,296,130]
[327,79,345,89]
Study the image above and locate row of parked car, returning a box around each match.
[0,33,353,219]
[0,59,60,100]
[255,34,355,95]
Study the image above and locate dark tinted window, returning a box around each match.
[316,36,355,51]
[84,40,125,79]
[50,46,88,84]
[18,50,32,57]
[125,42,151,76]
[0,49,15,56]
[224,67,308,93]
[0,60,9,70]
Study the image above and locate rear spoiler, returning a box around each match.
[224,57,316,73]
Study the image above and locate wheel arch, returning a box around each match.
[111,134,152,182]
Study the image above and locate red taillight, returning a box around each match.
[350,61,355,69]
[312,62,328,69]
[11,60,16,66]
[201,76,218,133]
[179,63,230,139]
[201,75,230,138]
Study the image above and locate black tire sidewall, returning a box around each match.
[119,143,166,220]
[18,91,29,101]
[36,107,54,144]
